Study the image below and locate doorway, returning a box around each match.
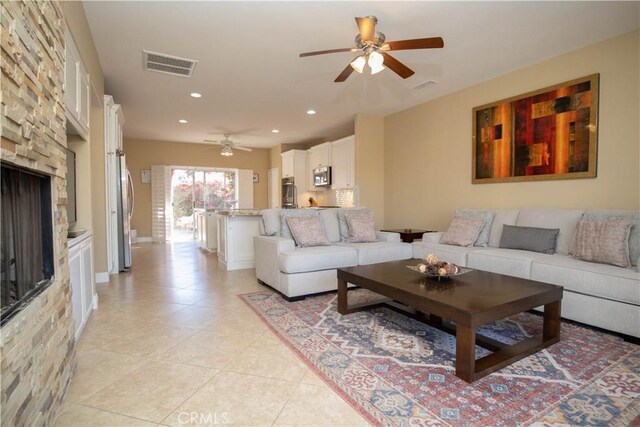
[170,168,237,242]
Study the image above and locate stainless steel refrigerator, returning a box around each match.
[116,151,134,271]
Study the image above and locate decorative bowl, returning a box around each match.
[406,265,472,281]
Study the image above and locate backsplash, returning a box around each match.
[309,187,359,208]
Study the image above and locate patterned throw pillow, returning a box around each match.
[345,212,377,243]
[585,211,639,266]
[440,216,485,247]
[455,209,495,247]
[279,209,319,240]
[572,218,633,268]
[337,207,371,242]
[499,225,560,254]
[285,216,331,247]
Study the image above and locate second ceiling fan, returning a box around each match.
[299,16,444,82]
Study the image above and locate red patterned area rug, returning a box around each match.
[240,289,640,426]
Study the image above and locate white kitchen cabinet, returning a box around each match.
[281,150,308,205]
[331,135,355,188]
[64,26,90,140]
[69,232,96,340]
[307,142,332,190]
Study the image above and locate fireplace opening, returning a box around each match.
[1,163,55,325]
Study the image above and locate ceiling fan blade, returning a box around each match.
[382,37,444,51]
[381,53,415,79]
[204,139,223,145]
[355,17,376,43]
[234,146,253,152]
[334,63,355,83]
[299,48,355,57]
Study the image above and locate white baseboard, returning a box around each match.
[95,272,109,283]
[136,236,153,243]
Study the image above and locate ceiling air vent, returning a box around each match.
[413,80,438,90]
[143,50,198,77]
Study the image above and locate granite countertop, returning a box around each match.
[215,209,262,216]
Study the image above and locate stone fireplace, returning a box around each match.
[1,1,76,425]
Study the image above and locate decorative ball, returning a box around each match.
[425,254,439,266]
[444,264,458,275]
[417,263,427,273]
[437,267,448,276]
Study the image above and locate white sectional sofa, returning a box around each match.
[254,208,412,300]
[413,208,640,339]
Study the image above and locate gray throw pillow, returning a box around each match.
[499,225,560,254]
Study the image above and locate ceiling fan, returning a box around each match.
[299,16,444,82]
[203,134,253,156]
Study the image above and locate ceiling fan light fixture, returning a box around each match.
[221,145,233,156]
[368,51,385,74]
[350,55,366,73]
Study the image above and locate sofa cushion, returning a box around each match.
[585,209,639,266]
[455,209,495,246]
[338,241,412,265]
[531,255,640,305]
[337,207,371,241]
[261,208,281,236]
[280,209,319,240]
[279,245,358,274]
[412,241,483,266]
[488,209,520,248]
[286,216,331,248]
[319,209,341,243]
[499,225,560,254]
[346,211,377,243]
[572,218,633,268]
[516,208,584,255]
[440,216,485,247]
[467,248,551,279]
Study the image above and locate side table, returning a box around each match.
[380,229,435,243]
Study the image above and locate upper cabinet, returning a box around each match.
[307,142,332,190]
[64,27,90,140]
[281,150,307,189]
[307,142,332,170]
[331,135,355,188]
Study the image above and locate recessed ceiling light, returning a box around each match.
[190,92,202,98]
[306,110,316,115]
[178,119,188,124]
[272,129,280,133]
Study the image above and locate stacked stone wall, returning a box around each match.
[1,1,75,425]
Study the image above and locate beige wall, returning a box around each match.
[62,1,107,274]
[383,30,640,232]
[355,114,385,228]
[125,138,270,237]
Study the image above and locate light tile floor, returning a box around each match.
[55,242,369,427]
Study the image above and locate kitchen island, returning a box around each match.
[216,210,262,270]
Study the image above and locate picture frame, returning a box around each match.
[253,173,259,183]
[472,74,599,184]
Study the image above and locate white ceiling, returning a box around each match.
[83,1,639,149]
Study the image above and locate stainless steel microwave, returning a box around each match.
[313,166,331,187]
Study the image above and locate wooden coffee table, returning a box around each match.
[337,260,563,383]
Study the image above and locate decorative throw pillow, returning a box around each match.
[571,218,633,268]
[585,210,639,266]
[285,216,331,247]
[280,209,319,240]
[499,225,560,254]
[337,207,371,241]
[440,216,485,247]
[455,209,495,247]
[345,212,377,243]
